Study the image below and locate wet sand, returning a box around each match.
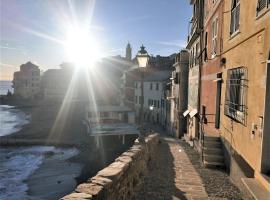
[26,153,83,200]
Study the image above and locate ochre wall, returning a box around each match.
[220,0,270,172]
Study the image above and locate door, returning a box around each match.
[215,73,222,129]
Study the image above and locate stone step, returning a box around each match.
[203,147,223,155]
[242,178,270,200]
[204,135,220,142]
[204,154,224,163]
[203,141,222,148]
[203,160,225,168]
[255,172,270,192]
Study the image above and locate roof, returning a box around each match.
[142,70,171,82]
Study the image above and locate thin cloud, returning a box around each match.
[156,40,187,48]
[0,45,18,50]
[0,62,17,68]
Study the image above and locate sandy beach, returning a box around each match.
[26,150,83,200]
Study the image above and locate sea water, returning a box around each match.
[0,80,13,95]
[0,105,80,199]
[0,105,29,137]
[0,146,79,199]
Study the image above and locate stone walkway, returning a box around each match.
[132,136,243,200]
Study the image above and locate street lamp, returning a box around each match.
[136,45,150,143]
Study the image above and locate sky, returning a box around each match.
[0,0,192,80]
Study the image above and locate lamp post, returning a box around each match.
[136,45,149,142]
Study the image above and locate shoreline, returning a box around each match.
[0,101,136,199]
[26,148,83,200]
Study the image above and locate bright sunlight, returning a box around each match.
[65,26,102,67]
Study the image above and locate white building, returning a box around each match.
[134,70,171,125]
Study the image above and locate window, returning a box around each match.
[156,83,159,90]
[100,112,109,118]
[175,72,179,84]
[257,0,269,14]
[212,18,218,56]
[153,100,157,107]
[195,42,200,65]
[190,49,194,67]
[135,95,138,103]
[139,96,142,104]
[204,32,208,61]
[192,47,196,66]
[135,82,137,88]
[148,99,151,106]
[230,0,240,35]
[224,67,247,124]
[150,83,153,90]
[157,100,160,108]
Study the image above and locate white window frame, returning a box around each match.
[230,0,240,35]
[211,18,218,57]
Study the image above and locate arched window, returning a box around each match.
[230,0,240,35]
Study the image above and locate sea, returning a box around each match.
[0,103,80,199]
[0,80,13,95]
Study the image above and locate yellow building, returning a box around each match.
[220,0,270,194]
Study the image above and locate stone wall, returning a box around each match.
[61,133,160,200]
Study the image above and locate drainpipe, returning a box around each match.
[198,0,204,141]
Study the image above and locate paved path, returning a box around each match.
[133,134,243,200]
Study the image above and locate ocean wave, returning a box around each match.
[0,146,79,200]
[0,105,29,137]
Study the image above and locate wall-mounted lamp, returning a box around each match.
[221,57,226,65]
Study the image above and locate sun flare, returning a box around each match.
[65,26,101,67]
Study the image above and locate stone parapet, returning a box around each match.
[61,133,160,200]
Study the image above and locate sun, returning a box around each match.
[65,26,102,67]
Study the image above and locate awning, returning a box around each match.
[183,110,190,117]
[189,109,198,118]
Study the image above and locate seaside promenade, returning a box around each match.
[131,126,243,200]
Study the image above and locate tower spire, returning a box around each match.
[126,42,132,60]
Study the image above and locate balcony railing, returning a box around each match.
[187,17,198,44]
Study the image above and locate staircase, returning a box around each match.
[202,135,225,168]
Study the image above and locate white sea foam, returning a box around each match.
[0,105,29,137]
[0,146,79,200]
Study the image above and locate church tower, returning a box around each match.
[125,42,132,60]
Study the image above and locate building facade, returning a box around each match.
[169,50,190,138]
[186,0,204,140]
[41,64,74,100]
[219,0,270,192]
[200,0,224,136]
[13,61,40,99]
[134,70,171,125]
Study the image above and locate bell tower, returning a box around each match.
[125,42,132,60]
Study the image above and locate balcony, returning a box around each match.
[187,17,199,49]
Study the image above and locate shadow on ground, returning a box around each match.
[180,140,243,200]
[132,138,188,200]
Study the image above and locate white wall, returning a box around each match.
[134,80,166,123]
